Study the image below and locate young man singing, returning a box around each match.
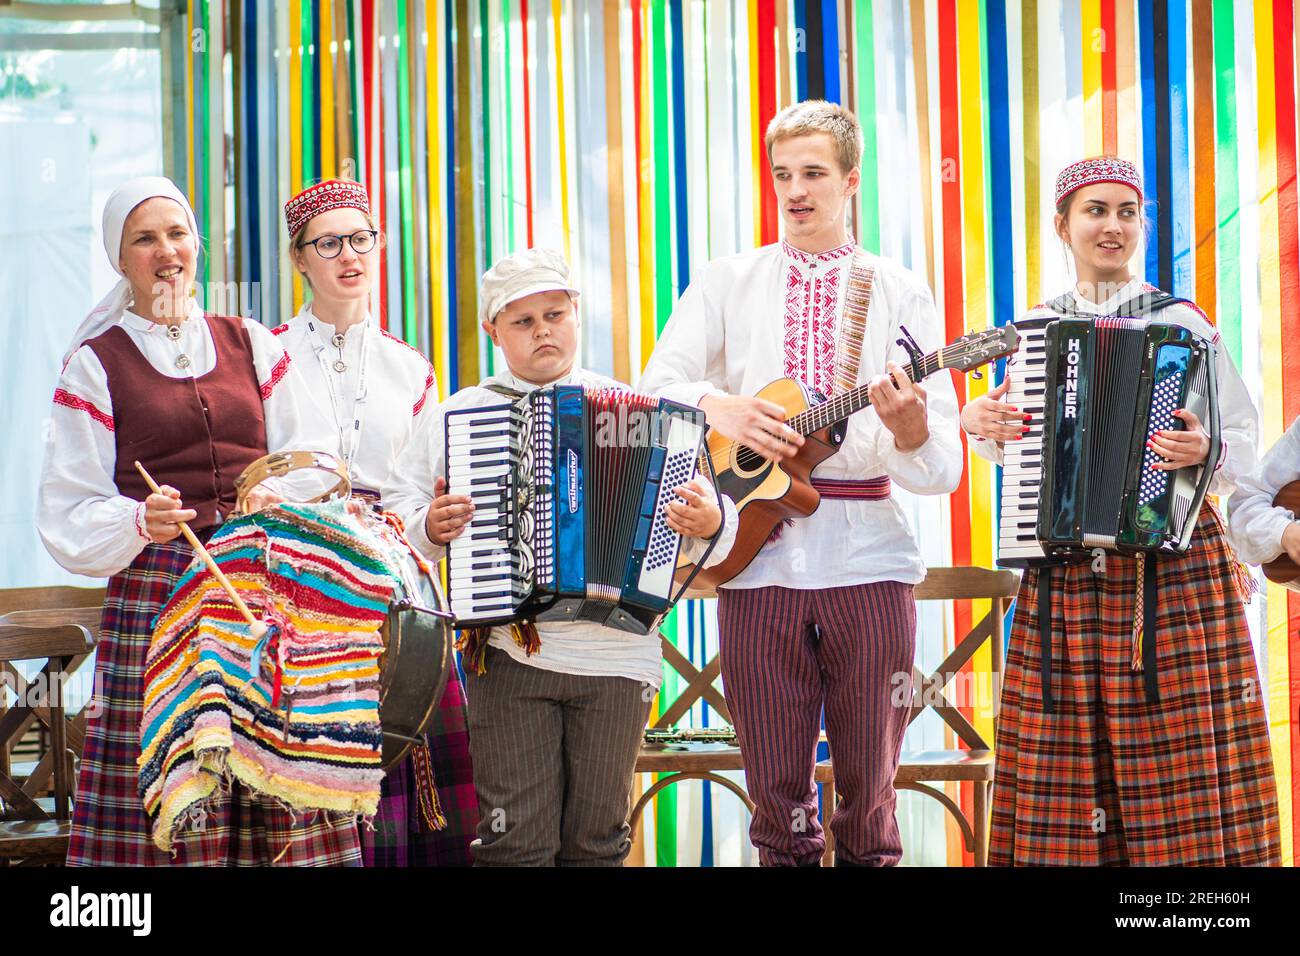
[639,101,962,866]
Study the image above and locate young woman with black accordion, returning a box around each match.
[961,157,1281,866]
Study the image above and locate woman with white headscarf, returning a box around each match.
[38,177,361,866]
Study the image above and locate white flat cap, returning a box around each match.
[478,247,580,324]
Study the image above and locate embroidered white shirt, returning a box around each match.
[637,241,963,589]
[383,365,738,687]
[272,308,438,495]
[36,305,332,578]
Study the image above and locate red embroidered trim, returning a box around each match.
[381,330,436,416]
[381,328,428,358]
[53,388,114,431]
[781,238,856,264]
[272,323,289,336]
[814,268,841,395]
[412,368,435,417]
[134,502,149,541]
[261,353,291,400]
[782,255,845,396]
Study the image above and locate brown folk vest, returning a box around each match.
[87,315,269,530]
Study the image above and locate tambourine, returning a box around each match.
[233,450,352,515]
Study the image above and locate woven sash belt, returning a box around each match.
[809,475,892,501]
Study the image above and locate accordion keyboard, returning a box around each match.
[445,405,527,624]
[997,318,1050,566]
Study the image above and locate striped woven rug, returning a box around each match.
[138,502,395,853]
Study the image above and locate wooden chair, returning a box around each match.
[0,587,103,865]
[816,566,1019,865]
[629,629,754,834]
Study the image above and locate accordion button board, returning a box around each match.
[444,384,708,635]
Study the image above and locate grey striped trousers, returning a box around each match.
[462,645,653,866]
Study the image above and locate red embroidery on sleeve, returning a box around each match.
[261,353,291,399]
[382,329,436,416]
[272,323,290,336]
[53,388,115,431]
[412,368,436,417]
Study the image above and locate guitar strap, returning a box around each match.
[833,251,876,395]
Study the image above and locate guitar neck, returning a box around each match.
[788,351,944,435]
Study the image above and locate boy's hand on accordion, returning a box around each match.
[666,477,723,539]
[1148,408,1211,470]
[426,476,476,546]
[958,377,1028,445]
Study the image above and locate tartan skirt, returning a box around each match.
[361,667,477,867]
[66,540,363,867]
[989,505,1282,866]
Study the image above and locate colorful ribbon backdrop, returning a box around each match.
[178,0,1300,866]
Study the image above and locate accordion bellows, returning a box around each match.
[138,502,392,852]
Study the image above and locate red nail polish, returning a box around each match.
[1023,414,1032,421]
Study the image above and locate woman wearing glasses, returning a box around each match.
[277,179,477,866]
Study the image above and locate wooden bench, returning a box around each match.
[0,587,104,865]
[631,567,1018,866]
[817,566,1018,865]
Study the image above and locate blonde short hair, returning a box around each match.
[765,100,864,174]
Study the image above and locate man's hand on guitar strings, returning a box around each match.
[869,360,931,453]
[959,376,1029,445]
[426,476,476,546]
[665,477,723,539]
[699,394,804,462]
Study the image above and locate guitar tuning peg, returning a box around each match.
[971,370,984,380]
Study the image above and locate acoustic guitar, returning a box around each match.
[676,324,1021,591]
[1261,480,1300,591]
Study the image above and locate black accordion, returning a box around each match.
[998,316,1220,568]
[444,384,710,634]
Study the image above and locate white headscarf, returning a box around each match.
[62,176,200,365]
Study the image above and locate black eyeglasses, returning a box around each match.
[299,229,378,259]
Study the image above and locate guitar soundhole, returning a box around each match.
[732,444,768,477]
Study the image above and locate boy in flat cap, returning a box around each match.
[385,247,736,866]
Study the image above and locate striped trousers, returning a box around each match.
[462,646,652,866]
[717,582,916,866]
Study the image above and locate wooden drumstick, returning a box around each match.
[134,461,268,639]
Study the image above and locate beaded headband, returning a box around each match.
[1055,156,1143,207]
[284,179,371,239]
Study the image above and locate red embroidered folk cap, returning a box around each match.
[284,179,371,238]
[1054,156,1143,207]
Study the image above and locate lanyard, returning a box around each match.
[306,315,371,475]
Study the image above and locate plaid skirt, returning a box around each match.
[361,667,477,866]
[67,540,362,867]
[989,505,1282,866]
